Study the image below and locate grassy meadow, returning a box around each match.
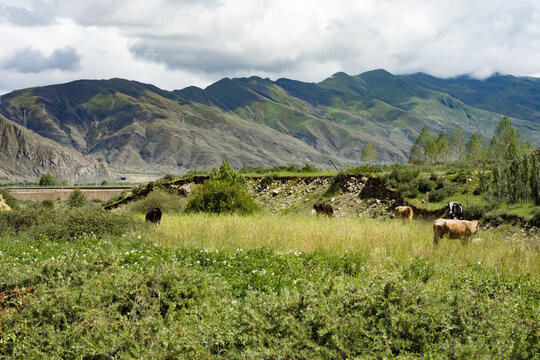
[150,213,538,276]
[1,206,538,358]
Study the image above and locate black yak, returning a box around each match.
[145,207,162,226]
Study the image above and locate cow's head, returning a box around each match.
[470,220,480,233]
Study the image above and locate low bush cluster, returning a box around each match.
[0,238,537,359]
[0,207,142,240]
[239,163,322,174]
[130,189,185,214]
[186,160,259,214]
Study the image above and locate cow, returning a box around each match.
[448,201,463,220]
[145,207,162,226]
[395,205,413,220]
[433,218,479,246]
[313,202,334,216]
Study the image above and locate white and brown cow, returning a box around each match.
[433,218,479,246]
[395,205,414,220]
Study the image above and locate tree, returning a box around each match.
[489,116,522,161]
[466,132,488,162]
[449,128,466,162]
[39,173,60,186]
[67,188,86,208]
[408,127,434,164]
[360,143,377,164]
[435,131,450,163]
[531,151,540,205]
[408,142,424,165]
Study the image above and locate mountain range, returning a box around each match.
[1,69,539,182]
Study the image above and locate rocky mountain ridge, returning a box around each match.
[1,70,539,181]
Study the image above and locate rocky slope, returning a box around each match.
[0,114,109,183]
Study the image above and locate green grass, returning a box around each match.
[149,213,539,276]
[0,209,538,358]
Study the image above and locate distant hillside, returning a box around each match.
[0,114,109,182]
[0,70,539,180]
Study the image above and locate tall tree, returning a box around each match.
[435,131,450,163]
[489,116,522,161]
[408,127,435,164]
[408,141,424,165]
[531,151,540,205]
[466,132,487,162]
[361,143,377,164]
[449,128,466,162]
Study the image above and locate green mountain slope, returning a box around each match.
[403,73,540,123]
[0,70,539,179]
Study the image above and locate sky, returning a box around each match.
[1,0,540,95]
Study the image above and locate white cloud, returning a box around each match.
[0,0,540,94]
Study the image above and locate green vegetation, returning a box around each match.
[67,188,87,208]
[129,188,185,214]
[0,188,18,210]
[185,160,259,215]
[0,207,141,241]
[239,163,324,176]
[360,143,377,164]
[38,173,64,186]
[0,211,537,358]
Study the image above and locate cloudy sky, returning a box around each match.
[1,0,540,95]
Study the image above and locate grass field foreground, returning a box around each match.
[150,213,539,276]
[0,211,538,358]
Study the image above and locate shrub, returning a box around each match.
[185,180,258,214]
[397,182,419,199]
[67,188,86,208]
[0,207,142,240]
[428,187,449,202]
[130,189,184,214]
[325,172,349,196]
[529,209,540,227]
[39,173,61,186]
[185,160,258,215]
[452,169,470,184]
[417,178,434,193]
[41,200,54,208]
[464,204,495,220]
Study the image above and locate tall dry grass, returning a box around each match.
[146,213,539,277]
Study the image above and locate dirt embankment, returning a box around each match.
[105,173,451,219]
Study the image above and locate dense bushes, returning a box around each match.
[0,207,142,240]
[0,239,537,359]
[186,179,258,214]
[186,160,258,214]
[130,189,185,214]
[67,188,87,208]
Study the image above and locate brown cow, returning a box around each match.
[313,202,334,216]
[433,218,479,246]
[395,206,413,220]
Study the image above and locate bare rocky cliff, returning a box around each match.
[0,114,110,183]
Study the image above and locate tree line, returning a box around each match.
[408,117,533,165]
[409,116,540,205]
